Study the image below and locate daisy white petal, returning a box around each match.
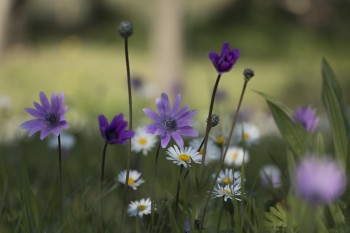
[118,170,145,190]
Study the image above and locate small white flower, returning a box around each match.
[128,198,151,218]
[166,145,201,168]
[189,138,221,164]
[132,127,157,155]
[224,147,249,167]
[216,168,241,186]
[118,170,145,190]
[212,183,242,202]
[259,165,282,189]
[234,122,260,145]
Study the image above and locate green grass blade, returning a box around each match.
[256,91,308,156]
[321,58,349,164]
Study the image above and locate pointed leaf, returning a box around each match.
[321,58,349,164]
[256,91,308,156]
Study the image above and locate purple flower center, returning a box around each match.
[45,112,59,125]
[161,116,177,132]
[106,129,118,141]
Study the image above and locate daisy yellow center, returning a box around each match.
[223,177,231,185]
[231,152,238,160]
[128,178,135,185]
[137,205,146,211]
[243,132,249,140]
[217,136,225,145]
[178,153,191,162]
[199,149,204,155]
[138,137,147,145]
[224,189,231,195]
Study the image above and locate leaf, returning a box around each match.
[321,58,349,164]
[256,91,308,156]
[264,203,287,232]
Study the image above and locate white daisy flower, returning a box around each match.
[233,122,260,145]
[216,169,241,186]
[259,164,282,189]
[189,138,221,164]
[166,145,201,168]
[128,198,151,218]
[131,127,157,155]
[212,183,242,202]
[224,147,249,167]
[118,170,145,190]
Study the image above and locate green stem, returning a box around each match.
[58,134,63,222]
[199,74,222,178]
[199,79,249,233]
[100,143,108,213]
[120,37,134,232]
[216,200,225,233]
[174,165,183,220]
[150,142,161,233]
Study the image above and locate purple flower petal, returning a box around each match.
[161,133,171,148]
[25,108,45,118]
[143,109,160,121]
[21,91,68,139]
[177,126,198,137]
[39,92,51,110]
[143,92,198,148]
[171,132,184,147]
[98,113,134,144]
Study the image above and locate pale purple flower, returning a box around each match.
[293,156,346,205]
[20,91,68,139]
[98,114,134,144]
[293,106,319,132]
[208,42,240,74]
[143,93,198,148]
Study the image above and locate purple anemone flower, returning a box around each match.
[293,156,346,205]
[293,106,319,132]
[143,93,198,148]
[208,42,240,74]
[98,114,134,144]
[20,91,68,140]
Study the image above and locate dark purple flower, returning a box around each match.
[208,42,240,74]
[293,106,319,132]
[20,91,68,140]
[293,156,346,205]
[143,93,198,148]
[98,114,134,144]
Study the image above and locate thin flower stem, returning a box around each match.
[199,74,222,179]
[100,142,108,214]
[199,79,249,233]
[57,134,63,222]
[174,165,183,220]
[121,37,134,232]
[150,142,161,233]
[216,200,225,233]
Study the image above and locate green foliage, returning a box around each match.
[264,202,288,233]
[256,91,308,157]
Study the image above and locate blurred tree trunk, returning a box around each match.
[151,0,184,96]
[0,0,12,58]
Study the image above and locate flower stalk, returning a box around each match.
[199,78,250,233]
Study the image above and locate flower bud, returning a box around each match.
[243,68,254,81]
[118,21,133,39]
[207,114,220,127]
